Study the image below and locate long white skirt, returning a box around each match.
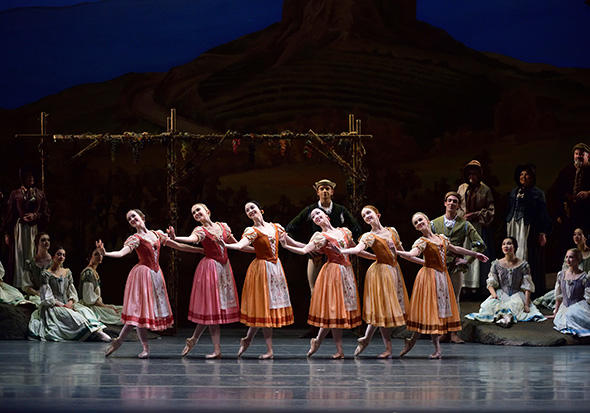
[465,290,546,323]
[554,300,590,337]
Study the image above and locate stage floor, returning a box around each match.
[1,328,589,412]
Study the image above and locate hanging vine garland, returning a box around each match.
[18,110,372,336]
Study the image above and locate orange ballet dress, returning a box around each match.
[360,228,409,327]
[239,224,294,327]
[307,229,362,329]
[406,234,461,334]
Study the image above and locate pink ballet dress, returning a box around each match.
[187,223,240,324]
[121,230,174,330]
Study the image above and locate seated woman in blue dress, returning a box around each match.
[534,228,590,311]
[466,237,545,327]
[552,248,590,337]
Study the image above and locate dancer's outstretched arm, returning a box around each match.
[224,237,253,252]
[227,234,255,253]
[282,240,318,255]
[164,238,204,254]
[166,226,199,244]
[96,240,132,258]
[447,244,488,262]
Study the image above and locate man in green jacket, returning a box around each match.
[431,191,485,343]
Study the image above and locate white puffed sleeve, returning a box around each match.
[520,261,535,293]
[124,235,140,250]
[411,237,427,253]
[191,227,207,243]
[340,228,353,246]
[554,271,564,302]
[486,260,500,290]
[310,232,327,250]
[359,232,375,248]
[389,227,403,250]
[220,222,232,239]
[40,271,56,307]
[155,230,169,246]
[65,270,79,303]
[242,227,258,243]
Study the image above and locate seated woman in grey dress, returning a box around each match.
[552,248,590,337]
[534,228,590,311]
[28,247,111,342]
[466,237,545,326]
[79,248,123,325]
[22,232,52,306]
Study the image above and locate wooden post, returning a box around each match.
[166,132,178,333]
[39,112,48,192]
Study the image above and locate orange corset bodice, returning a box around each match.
[371,236,396,266]
[422,239,447,272]
[251,226,279,263]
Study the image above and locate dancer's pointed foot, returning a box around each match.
[331,352,344,360]
[377,351,392,359]
[237,337,251,358]
[429,352,442,359]
[105,337,122,357]
[258,352,273,360]
[181,337,198,357]
[354,337,369,357]
[205,352,222,359]
[97,331,112,342]
[450,333,464,344]
[138,349,150,359]
[307,338,321,358]
[399,337,416,358]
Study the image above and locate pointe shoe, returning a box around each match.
[138,349,150,359]
[377,351,392,359]
[307,338,321,358]
[399,337,416,358]
[429,352,442,360]
[105,337,122,357]
[354,337,369,357]
[96,331,112,342]
[181,337,197,357]
[258,353,274,360]
[205,352,222,359]
[237,337,251,358]
[331,352,344,360]
[450,335,465,344]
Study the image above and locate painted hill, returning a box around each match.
[3,0,590,152]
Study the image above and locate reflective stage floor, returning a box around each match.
[1,328,589,412]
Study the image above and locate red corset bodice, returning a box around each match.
[134,234,162,272]
[322,230,351,266]
[201,225,229,265]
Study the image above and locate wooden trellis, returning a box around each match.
[16,110,372,328]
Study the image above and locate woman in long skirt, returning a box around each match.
[552,248,590,337]
[283,208,363,359]
[97,209,202,358]
[225,201,300,359]
[79,248,123,325]
[397,212,488,359]
[28,247,110,342]
[167,203,240,358]
[340,205,422,358]
[465,237,545,326]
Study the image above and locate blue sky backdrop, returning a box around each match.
[1,0,588,109]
